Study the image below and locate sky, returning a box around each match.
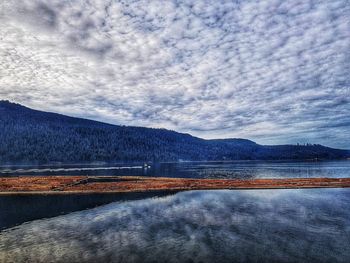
[0,0,349,148]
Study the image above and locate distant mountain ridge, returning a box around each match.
[0,100,348,163]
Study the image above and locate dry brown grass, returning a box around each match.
[1,176,350,194]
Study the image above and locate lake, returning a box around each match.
[1,189,350,263]
[1,160,350,262]
[1,160,350,178]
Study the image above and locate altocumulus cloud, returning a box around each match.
[0,0,349,148]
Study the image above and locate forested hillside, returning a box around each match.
[0,101,348,163]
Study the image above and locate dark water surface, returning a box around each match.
[1,160,350,178]
[149,160,350,179]
[1,189,350,263]
[0,192,176,231]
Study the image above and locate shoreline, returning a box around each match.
[1,176,350,195]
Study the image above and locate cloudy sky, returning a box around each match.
[0,0,349,148]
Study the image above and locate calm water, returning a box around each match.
[1,160,350,178]
[0,192,176,230]
[1,161,350,262]
[1,189,350,263]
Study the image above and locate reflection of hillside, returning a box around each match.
[0,190,176,230]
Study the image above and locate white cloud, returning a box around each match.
[0,0,349,148]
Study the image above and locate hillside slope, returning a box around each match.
[0,101,348,163]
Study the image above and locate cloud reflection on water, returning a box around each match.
[1,189,350,263]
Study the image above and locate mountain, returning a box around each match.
[0,100,348,163]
